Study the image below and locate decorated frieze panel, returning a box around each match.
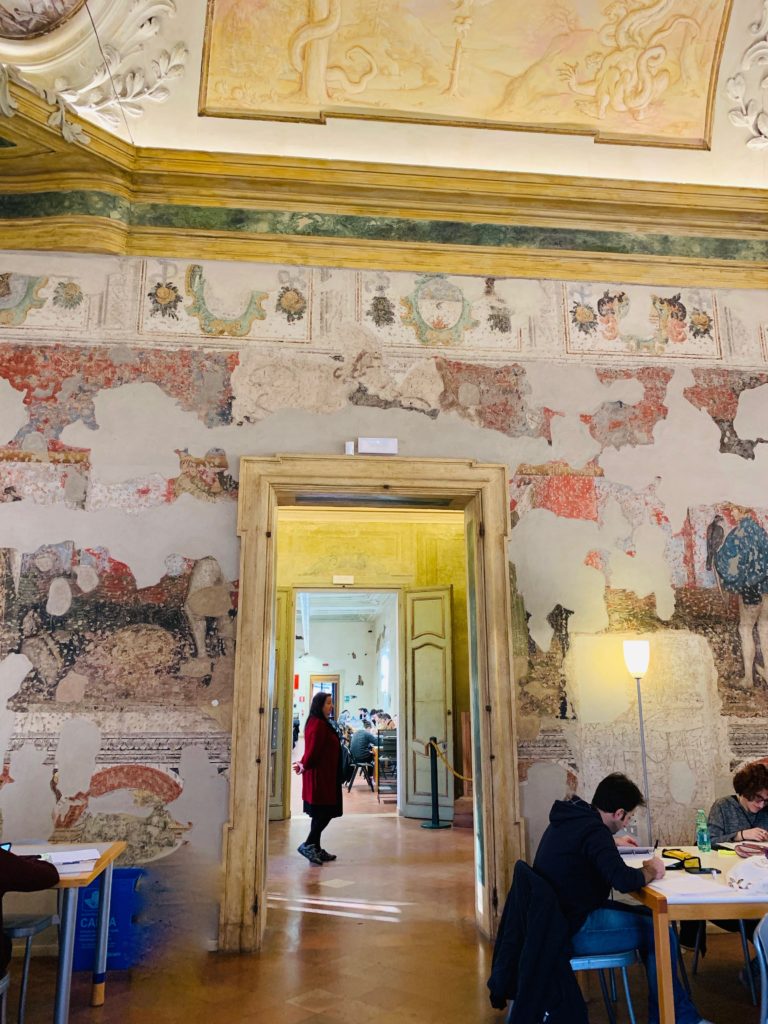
[139,260,315,343]
[563,282,722,359]
[2,253,768,368]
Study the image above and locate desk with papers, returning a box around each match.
[623,846,768,1024]
[14,841,126,1024]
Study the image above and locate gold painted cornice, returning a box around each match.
[1,81,767,289]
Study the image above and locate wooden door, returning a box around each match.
[402,587,454,820]
[269,588,293,820]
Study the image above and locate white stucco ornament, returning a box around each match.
[726,0,768,150]
[0,0,187,144]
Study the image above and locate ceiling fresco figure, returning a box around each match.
[557,0,700,121]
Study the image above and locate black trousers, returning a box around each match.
[306,809,334,849]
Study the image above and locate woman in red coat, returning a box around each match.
[293,691,343,865]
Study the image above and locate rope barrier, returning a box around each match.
[416,738,473,783]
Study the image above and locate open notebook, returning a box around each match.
[42,848,101,874]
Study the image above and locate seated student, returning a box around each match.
[687,761,768,986]
[349,720,377,764]
[534,773,714,1024]
[0,846,59,974]
[709,760,768,844]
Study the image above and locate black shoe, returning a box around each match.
[297,842,323,865]
[318,849,336,862]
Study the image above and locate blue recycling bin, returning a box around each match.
[72,867,144,971]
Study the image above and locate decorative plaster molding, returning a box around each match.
[726,0,768,150]
[0,0,187,144]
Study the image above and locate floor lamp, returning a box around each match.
[623,639,653,846]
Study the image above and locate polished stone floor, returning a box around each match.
[13,788,762,1023]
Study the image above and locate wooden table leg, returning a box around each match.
[652,905,675,1024]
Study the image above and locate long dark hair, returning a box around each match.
[308,691,331,720]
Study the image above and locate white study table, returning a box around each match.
[623,846,767,1024]
[13,841,126,1024]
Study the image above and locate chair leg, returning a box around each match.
[346,766,358,792]
[364,765,374,792]
[672,923,691,996]
[739,920,757,1007]
[620,966,637,1024]
[609,967,617,1002]
[17,937,32,1024]
[692,920,705,976]
[597,970,618,1024]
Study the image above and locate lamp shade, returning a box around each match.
[623,639,650,678]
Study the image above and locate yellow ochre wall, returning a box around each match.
[276,509,469,785]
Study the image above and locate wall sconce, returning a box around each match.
[623,639,653,845]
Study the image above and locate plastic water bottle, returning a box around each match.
[696,809,711,853]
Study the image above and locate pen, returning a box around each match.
[653,839,658,852]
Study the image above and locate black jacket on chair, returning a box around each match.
[487,861,588,1024]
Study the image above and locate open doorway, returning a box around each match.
[291,589,400,817]
[219,455,525,953]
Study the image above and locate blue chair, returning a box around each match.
[755,913,768,1024]
[3,912,58,1024]
[570,950,640,1024]
[0,970,9,1024]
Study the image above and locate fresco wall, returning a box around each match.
[1,249,768,941]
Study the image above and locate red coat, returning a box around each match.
[300,716,343,814]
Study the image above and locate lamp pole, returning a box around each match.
[635,675,654,846]
[623,639,653,846]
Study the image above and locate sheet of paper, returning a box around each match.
[45,848,101,865]
[56,861,97,875]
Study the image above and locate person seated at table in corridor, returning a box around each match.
[349,719,378,765]
[709,760,768,844]
[0,845,59,974]
[534,772,715,1024]
[683,760,768,986]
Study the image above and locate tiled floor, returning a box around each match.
[14,797,762,1023]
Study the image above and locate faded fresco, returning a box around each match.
[2,246,768,936]
[0,0,86,40]
[201,0,730,146]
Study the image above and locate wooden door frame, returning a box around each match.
[218,454,525,952]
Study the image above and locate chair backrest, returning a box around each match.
[755,912,768,1024]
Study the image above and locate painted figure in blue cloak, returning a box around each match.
[708,509,768,687]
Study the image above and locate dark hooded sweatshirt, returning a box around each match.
[532,796,646,935]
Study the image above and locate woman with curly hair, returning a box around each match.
[708,760,768,843]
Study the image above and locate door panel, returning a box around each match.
[269,587,293,821]
[403,586,453,820]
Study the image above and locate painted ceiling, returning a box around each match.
[202,0,729,148]
[0,0,767,188]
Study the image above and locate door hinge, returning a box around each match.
[266,531,272,538]
[479,521,485,538]
[492,886,498,912]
